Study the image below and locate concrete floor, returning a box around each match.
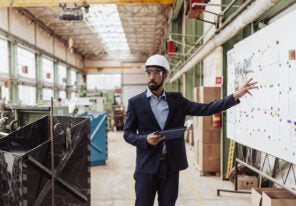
[91,131,252,206]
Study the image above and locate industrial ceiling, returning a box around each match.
[5,0,174,62]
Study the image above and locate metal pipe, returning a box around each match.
[170,0,237,73]
[192,2,240,8]
[234,142,238,191]
[169,33,200,37]
[169,0,282,82]
[179,24,214,65]
[170,0,254,81]
[170,0,236,73]
[216,0,253,33]
[220,0,239,16]
[236,158,296,196]
[50,97,55,206]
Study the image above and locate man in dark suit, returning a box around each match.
[123,54,257,206]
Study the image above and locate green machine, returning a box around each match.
[0,105,69,134]
[14,106,69,127]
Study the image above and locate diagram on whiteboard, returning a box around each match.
[227,10,296,164]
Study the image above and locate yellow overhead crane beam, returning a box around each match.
[0,0,174,7]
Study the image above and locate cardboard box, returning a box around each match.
[197,115,221,131]
[197,141,220,159]
[194,116,221,144]
[251,188,286,206]
[193,87,222,174]
[194,86,221,103]
[203,130,221,144]
[262,190,296,206]
[196,158,220,172]
[185,128,190,143]
[237,175,258,189]
[195,140,220,173]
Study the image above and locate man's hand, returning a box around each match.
[147,132,165,146]
[233,78,258,101]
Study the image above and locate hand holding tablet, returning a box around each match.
[156,127,186,140]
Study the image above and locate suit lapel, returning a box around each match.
[141,92,161,130]
[164,92,175,129]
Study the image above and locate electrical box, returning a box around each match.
[186,0,210,19]
[166,39,176,58]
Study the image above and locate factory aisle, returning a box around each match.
[91,131,252,206]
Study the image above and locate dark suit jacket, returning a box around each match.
[123,91,239,174]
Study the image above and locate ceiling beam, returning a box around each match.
[83,65,141,72]
[0,0,174,7]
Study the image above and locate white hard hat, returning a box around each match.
[145,54,170,72]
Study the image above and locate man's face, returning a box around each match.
[145,67,167,91]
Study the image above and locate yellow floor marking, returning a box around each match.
[181,170,205,206]
[129,166,135,206]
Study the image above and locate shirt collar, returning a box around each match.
[146,87,166,99]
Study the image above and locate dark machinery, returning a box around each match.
[112,105,125,131]
[0,100,17,135]
[0,115,90,206]
[0,102,69,136]
[58,1,89,21]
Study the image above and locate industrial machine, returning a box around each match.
[112,104,125,131]
[58,1,89,21]
[0,100,69,136]
[0,115,90,206]
[0,100,15,135]
[68,97,108,166]
[80,111,108,166]
[68,96,106,116]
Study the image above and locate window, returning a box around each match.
[70,70,76,86]
[76,73,83,85]
[42,57,54,83]
[87,74,121,90]
[59,90,66,99]
[17,47,36,79]
[0,85,9,103]
[71,92,76,99]
[18,85,36,105]
[42,88,54,101]
[58,64,67,85]
[0,38,9,74]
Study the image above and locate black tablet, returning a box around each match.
[157,127,186,140]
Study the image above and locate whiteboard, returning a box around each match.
[227,10,296,164]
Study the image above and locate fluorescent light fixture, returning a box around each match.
[84,4,130,58]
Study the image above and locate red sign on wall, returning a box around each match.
[215,76,223,84]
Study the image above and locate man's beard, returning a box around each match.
[148,79,163,91]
